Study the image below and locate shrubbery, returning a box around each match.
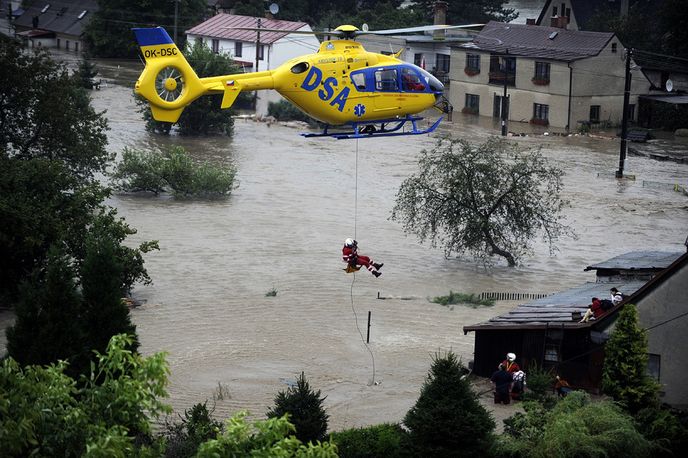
[431,290,495,308]
[330,423,406,458]
[112,146,236,197]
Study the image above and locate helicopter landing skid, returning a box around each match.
[301,116,443,140]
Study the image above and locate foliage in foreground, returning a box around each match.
[602,304,660,413]
[404,351,495,457]
[0,334,170,457]
[521,362,556,405]
[495,391,653,457]
[330,423,406,458]
[266,372,330,444]
[431,291,495,308]
[112,146,236,197]
[196,412,337,457]
[392,137,572,266]
[161,402,223,458]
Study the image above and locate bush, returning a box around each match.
[266,372,329,444]
[431,290,495,308]
[330,423,406,458]
[112,146,236,198]
[495,391,653,458]
[522,362,555,404]
[161,402,222,458]
[635,406,688,457]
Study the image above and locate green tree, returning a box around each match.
[83,0,207,58]
[0,334,170,457]
[196,412,337,457]
[266,372,329,444]
[6,232,142,379]
[75,53,99,89]
[138,40,246,136]
[602,304,660,413]
[0,36,155,304]
[411,0,517,25]
[391,137,571,267]
[495,391,653,457]
[403,352,495,457]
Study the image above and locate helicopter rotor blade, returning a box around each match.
[222,27,342,36]
[360,24,484,35]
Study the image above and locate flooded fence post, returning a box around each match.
[367,311,371,343]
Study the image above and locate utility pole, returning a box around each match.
[173,0,178,42]
[254,18,261,110]
[501,49,509,136]
[616,48,633,178]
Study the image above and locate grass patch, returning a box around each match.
[431,291,495,308]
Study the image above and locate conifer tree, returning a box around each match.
[404,351,495,456]
[266,372,329,444]
[602,304,660,413]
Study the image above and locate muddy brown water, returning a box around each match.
[2,59,688,430]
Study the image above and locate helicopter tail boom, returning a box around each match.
[133,27,274,123]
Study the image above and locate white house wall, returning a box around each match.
[636,261,688,409]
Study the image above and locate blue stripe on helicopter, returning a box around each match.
[133,27,174,47]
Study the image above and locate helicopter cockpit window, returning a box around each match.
[375,68,398,91]
[351,72,367,91]
[290,62,309,74]
[401,68,426,92]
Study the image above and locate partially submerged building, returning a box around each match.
[463,250,686,407]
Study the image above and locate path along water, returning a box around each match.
[3,61,688,429]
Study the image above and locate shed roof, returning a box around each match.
[186,14,310,45]
[463,279,646,332]
[14,0,98,37]
[458,20,614,62]
[584,251,683,272]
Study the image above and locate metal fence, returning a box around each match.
[479,291,551,301]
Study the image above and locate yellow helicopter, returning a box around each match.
[133,23,480,139]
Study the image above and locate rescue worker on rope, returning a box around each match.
[342,238,383,277]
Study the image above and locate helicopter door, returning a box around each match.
[373,67,402,113]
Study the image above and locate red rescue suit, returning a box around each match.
[342,245,376,273]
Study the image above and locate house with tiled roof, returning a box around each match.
[186,13,320,116]
[13,0,98,52]
[448,20,651,130]
[463,249,688,407]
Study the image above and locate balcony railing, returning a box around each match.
[488,71,515,86]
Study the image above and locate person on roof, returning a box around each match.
[580,297,604,322]
[610,287,624,305]
[342,238,383,277]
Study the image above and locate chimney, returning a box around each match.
[550,16,567,29]
[526,18,536,25]
[433,1,448,40]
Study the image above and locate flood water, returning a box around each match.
[3,56,688,430]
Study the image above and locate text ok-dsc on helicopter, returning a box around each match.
[133,23,480,139]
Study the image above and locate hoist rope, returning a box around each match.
[350,138,376,386]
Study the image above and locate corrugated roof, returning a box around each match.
[186,14,310,44]
[458,20,614,62]
[585,251,683,271]
[464,280,646,331]
[14,0,98,37]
